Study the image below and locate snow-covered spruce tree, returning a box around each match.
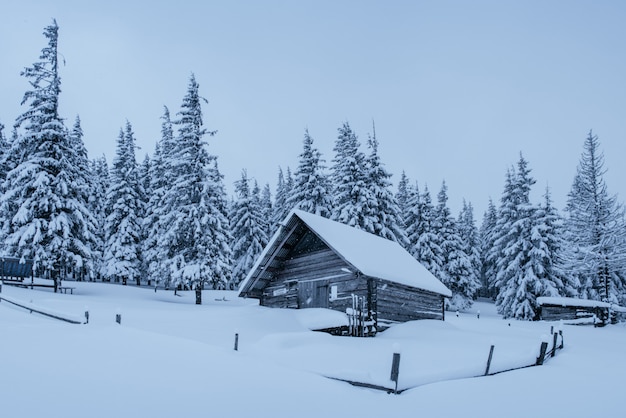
[286,128,333,218]
[395,171,411,232]
[486,168,516,298]
[493,154,569,319]
[410,185,445,278]
[361,126,407,245]
[434,182,480,310]
[478,198,498,298]
[270,167,294,234]
[66,115,99,280]
[137,154,151,281]
[158,74,227,292]
[143,107,176,287]
[0,122,9,183]
[0,20,96,291]
[260,183,273,240]
[89,155,109,281]
[563,131,626,303]
[103,122,143,285]
[203,159,233,289]
[458,200,483,299]
[536,187,578,297]
[331,122,369,229]
[229,171,268,287]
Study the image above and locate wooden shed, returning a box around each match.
[537,296,626,326]
[238,210,451,334]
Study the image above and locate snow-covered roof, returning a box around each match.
[239,209,451,297]
[537,296,626,312]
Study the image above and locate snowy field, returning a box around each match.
[1,282,625,418]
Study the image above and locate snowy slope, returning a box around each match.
[1,283,625,418]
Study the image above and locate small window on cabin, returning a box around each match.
[289,230,327,257]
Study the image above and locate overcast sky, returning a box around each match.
[2,0,625,217]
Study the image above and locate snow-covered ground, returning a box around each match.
[1,282,624,418]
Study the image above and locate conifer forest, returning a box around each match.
[2,20,625,320]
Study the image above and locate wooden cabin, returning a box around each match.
[238,210,451,334]
[537,296,626,325]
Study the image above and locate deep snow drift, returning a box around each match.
[1,282,624,418]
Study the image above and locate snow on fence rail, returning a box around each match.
[0,294,85,324]
[328,329,565,394]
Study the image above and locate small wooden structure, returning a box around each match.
[1,257,34,284]
[537,296,626,325]
[238,210,451,334]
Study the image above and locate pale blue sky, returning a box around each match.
[2,0,625,217]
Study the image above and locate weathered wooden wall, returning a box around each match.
[376,280,444,327]
[261,248,366,309]
[539,305,606,322]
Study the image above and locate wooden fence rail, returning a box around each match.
[327,328,565,394]
[0,295,83,324]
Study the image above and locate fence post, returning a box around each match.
[390,352,401,394]
[484,345,495,376]
[559,330,564,349]
[234,332,239,351]
[552,332,558,357]
[536,341,548,365]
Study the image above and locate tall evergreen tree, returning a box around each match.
[412,185,445,278]
[1,20,95,290]
[478,198,498,298]
[260,183,273,239]
[271,166,295,234]
[143,107,175,287]
[458,200,483,300]
[89,155,109,281]
[331,122,368,229]
[395,171,411,231]
[434,182,479,310]
[493,154,567,319]
[230,171,268,287]
[361,126,407,244]
[103,122,142,285]
[287,129,333,218]
[158,74,226,292]
[564,131,626,303]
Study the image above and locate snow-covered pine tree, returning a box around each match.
[143,107,175,287]
[0,122,9,183]
[536,187,578,297]
[458,200,483,300]
[478,198,498,298]
[486,168,516,298]
[563,131,626,303]
[103,122,142,285]
[137,154,151,281]
[230,171,268,287]
[411,185,445,278]
[403,179,421,254]
[158,74,223,292]
[361,126,407,245]
[0,20,96,291]
[89,155,109,281]
[203,159,233,289]
[434,182,480,310]
[286,128,333,218]
[271,167,294,234]
[331,122,369,229]
[493,154,567,320]
[66,115,98,280]
[260,183,273,240]
[395,171,411,232]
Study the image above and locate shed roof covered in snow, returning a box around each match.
[238,210,451,298]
